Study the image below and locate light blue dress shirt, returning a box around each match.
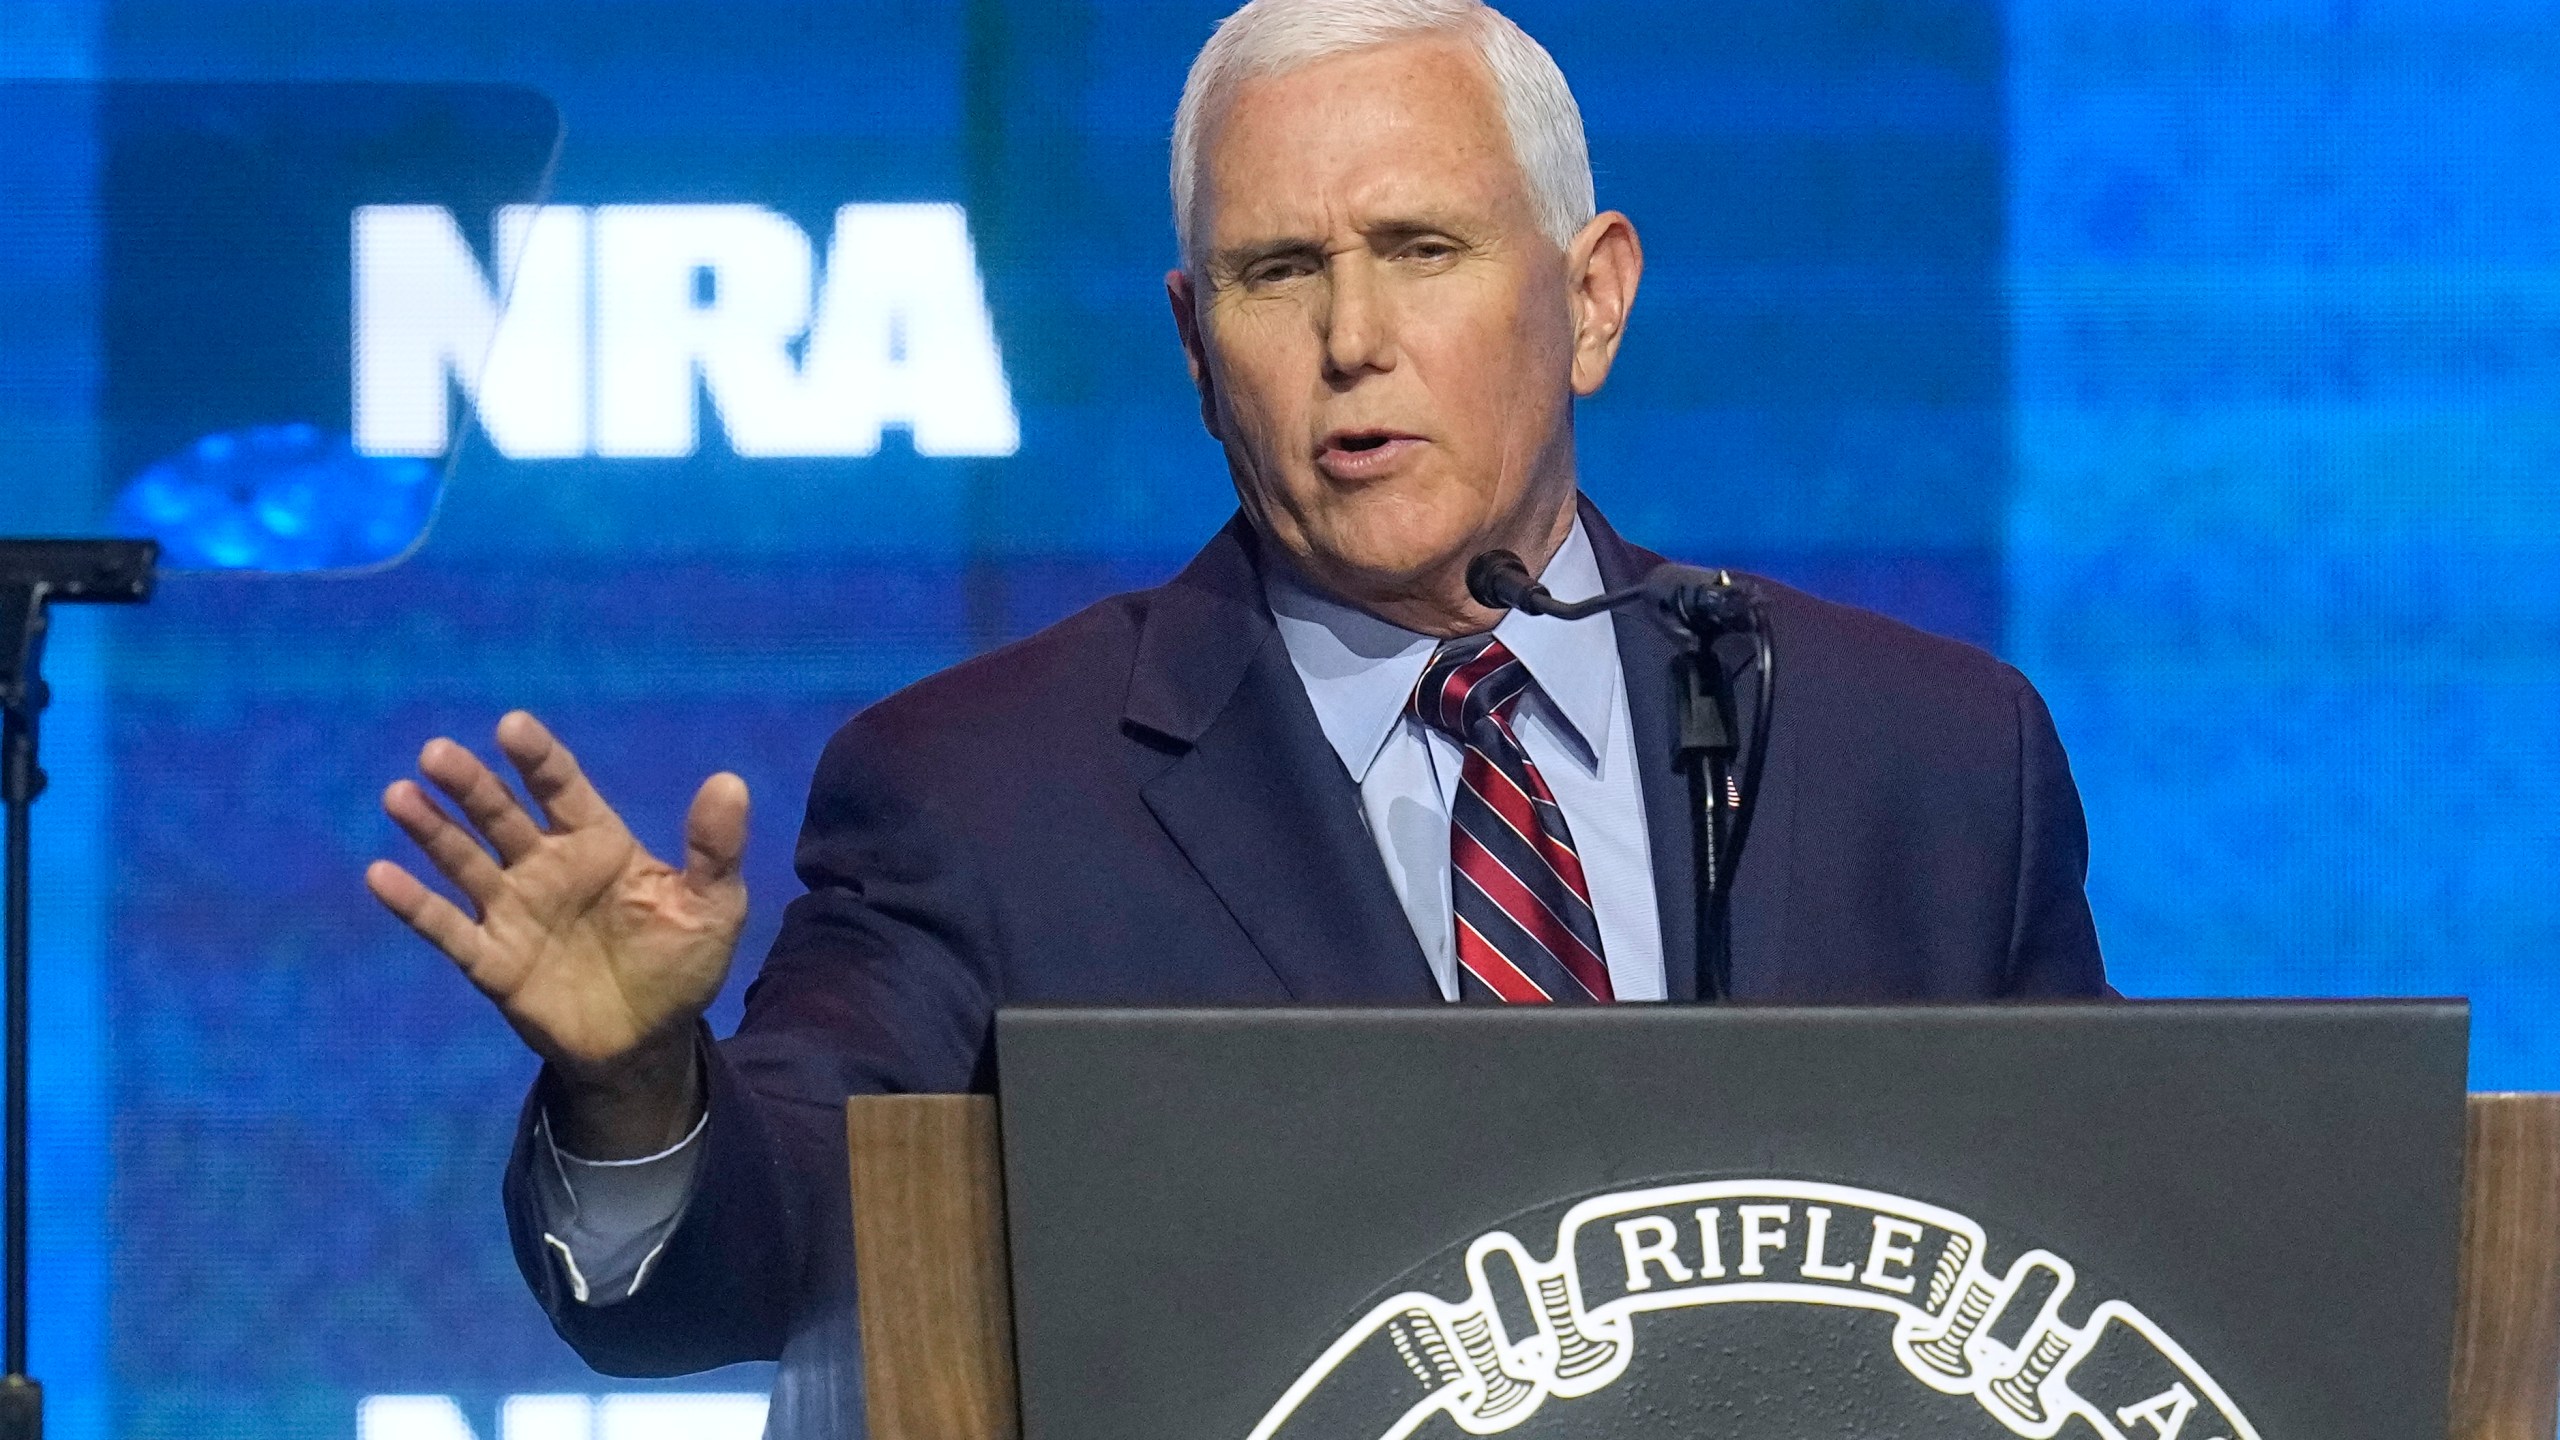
[537,513,1667,1304]
[1262,515,1666,1002]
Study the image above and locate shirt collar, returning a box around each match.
[1263,516,1621,782]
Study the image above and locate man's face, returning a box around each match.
[1170,36,1637,632]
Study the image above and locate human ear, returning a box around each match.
[1564,212,1643,397]
[1165,268,1224,441]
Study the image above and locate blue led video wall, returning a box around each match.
[3,1,2555,1437]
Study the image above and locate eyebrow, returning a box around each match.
[1212,236,1323,275]
[1210,214,1483,274]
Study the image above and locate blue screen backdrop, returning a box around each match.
[0,0,2553,1436]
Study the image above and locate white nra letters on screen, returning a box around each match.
[353,203,1022,461]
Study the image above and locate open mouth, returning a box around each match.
[1319,428,1419,455]
[1316,429,1424,479]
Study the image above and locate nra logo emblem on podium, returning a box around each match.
[1250,1180,2258,1440]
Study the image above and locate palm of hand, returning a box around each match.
[366,712,752,1081]
[482,821,746,1071]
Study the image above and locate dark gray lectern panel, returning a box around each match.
[997,1002,2467,1440]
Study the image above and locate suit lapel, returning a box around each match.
[1126,520,1440,1002]
[1582,500,1795,1001]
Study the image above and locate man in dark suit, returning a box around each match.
[367,0,2104,1434]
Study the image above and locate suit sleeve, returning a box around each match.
[2003,678,2110,997]
[500,710,1008,1376]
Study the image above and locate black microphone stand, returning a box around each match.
[0,541,156,1440]
[1656,574,1774,1003]
[1466,552,1775,1002]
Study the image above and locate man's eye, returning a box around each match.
[1245,258,1315,285]
[1401,239,1460,263]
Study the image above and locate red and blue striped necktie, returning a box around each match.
[1407,635,1614,1003]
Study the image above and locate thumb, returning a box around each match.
[682,771,750,894]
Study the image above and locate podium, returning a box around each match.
[845,1005,2560,1440]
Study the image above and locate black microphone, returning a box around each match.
[1465,549,1551,615]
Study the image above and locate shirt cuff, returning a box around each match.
[530,1104,708,1306]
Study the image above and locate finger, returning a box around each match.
[365,858,491,973]
[418,737,547,863]
[493,710,621,833]
[683,772,751,894]
[381,779,508,910]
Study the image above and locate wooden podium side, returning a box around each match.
[2453,1095,2560,1440]
[848,1093,2560,1440]
[847,1097,1019,1440]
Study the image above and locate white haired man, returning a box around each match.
[369,0,2104,1431]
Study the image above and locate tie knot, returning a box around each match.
[1407,634,1531,739]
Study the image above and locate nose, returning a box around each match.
[1319,252,1395,383]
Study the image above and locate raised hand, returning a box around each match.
[366,710,748,1155]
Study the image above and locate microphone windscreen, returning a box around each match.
[1467,549,1537,611]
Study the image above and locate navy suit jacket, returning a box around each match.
[500,500,2105,1435]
